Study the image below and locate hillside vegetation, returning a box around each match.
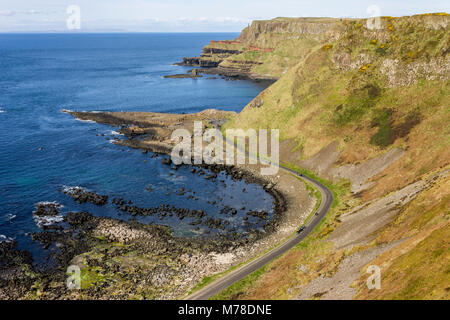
[213,13,449,300]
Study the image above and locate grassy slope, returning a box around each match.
[225,14,449,201]
[217,14,449,300]
[353,177,450,300]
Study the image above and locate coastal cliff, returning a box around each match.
[177,17,345,80]
[214,13,450,300]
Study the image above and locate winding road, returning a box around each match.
[185,164,334,300]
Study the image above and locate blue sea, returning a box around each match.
[0,33,272,261]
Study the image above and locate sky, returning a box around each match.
[0,0,448,32]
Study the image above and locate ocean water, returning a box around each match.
[0,33,272,260]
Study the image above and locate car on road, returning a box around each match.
[297,225,306,234]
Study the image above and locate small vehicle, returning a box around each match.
[297,225,306,234]
[315,212,319,216]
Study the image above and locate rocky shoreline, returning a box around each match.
[1,175,287,299]
[172,39,278,81]
[0,109,314,300]
[171,65,277,82]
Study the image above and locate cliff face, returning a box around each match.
[178,17,345,79]
[215,13,450,300]
[180,14,449,82]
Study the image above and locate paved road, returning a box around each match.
[185,164,334,300]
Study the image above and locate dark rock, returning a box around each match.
[33,202,61,217]
[64,211,93,226]
[0,240,33,267]
[62,188,108,206]
[164,73,203,79]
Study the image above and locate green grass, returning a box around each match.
[333,84,381,126]
[370,108,394,147]
[210,265,269,300]
[281,163,348,207]
[80,266,109,289]
[301,177,323,224]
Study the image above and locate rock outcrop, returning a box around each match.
[175,17,345,80]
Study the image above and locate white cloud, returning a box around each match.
[0,9,58,16]
[0,10,16,16]
[0,0,448,32]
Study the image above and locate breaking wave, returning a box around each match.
[110,130,124,136]
[0,234,14,243]
[61,186,86,195]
